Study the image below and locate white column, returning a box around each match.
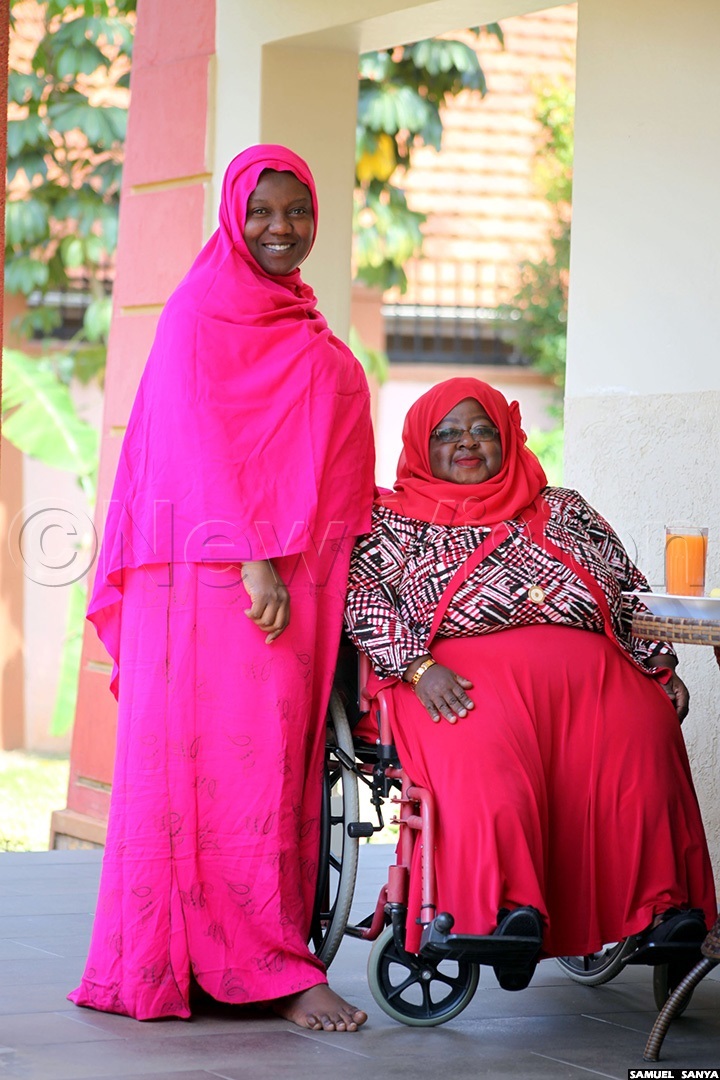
[213,4,359,336]
[261,45,359,335]
[566,0,720,862]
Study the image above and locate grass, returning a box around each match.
[0,750,70,852]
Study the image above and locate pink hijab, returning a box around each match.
[379,377,546,526]
[90,145,375,691]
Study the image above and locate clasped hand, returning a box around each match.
[646,657,689,723]
[241,560,290,643]
[407,660,474,724]
[658,670,690,724]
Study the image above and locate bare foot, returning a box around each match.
[272,983,368,1031]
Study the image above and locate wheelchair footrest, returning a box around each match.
[420,916,542,967]
[625,941,704,966]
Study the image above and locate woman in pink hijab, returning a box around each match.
[69,146,374,1031]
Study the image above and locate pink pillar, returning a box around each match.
[52,0,216,846]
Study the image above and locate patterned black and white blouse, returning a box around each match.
[344,486,674,679]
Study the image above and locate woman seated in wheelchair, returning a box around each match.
[344,376,716,994]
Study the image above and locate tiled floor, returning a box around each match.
[2,846,720,1079]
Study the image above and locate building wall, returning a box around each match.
[53,0,217,844]
[392,6,576,309]
[566,0,720,862]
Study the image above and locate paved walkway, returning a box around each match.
[2,846,720,1079]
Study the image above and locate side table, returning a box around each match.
[632,612,720,1060]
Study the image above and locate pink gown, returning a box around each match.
[70,549,350,1018]
[69,146,375,1019]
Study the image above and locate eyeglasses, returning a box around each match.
[430,423,499,444]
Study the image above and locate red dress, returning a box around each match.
[391,626,715,955]
[345,490,717,955]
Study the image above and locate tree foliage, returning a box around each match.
[6,0,135,372]
[503,81,574,409]
[354,25,503,293]
[5,1,134,740]
[1,349,98,493]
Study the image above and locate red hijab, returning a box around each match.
[379,378,547,526]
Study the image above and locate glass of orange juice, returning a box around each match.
[665,525,708,596]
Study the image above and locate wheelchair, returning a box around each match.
[311,639,692,1026]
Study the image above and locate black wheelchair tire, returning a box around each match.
[367,924,480,1026]
[555,938,636,986]
[309,689,360,967]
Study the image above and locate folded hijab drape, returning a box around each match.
[90,144,375,694]
[379,377,546,526]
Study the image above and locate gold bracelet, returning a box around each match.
[410,657,436,687]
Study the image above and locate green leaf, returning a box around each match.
[48,99,127,146]
[98,208,119,252]
[83,296,112,343]
[56,41,111,79]
[14,306,63,339]
[84,235,105,265]
[92,16,134,53]
[48,13,134,53]
[358,84,433,135]
[354,260,408,293]
[1,350,99,476]
[5,256,50,294]
[8,71,46,105]
[484,22,505,47]
[6,151,49,185]
[353,183,425,293]
[405,38,481,78]
[359,51,395,82]
[91,157,123,195]
[349,326,390,384]
[7,114,48,156]
[527,425,563,484]
[68,345,107,385]
[5,199,49,247]
[54,191,118,239]
[48,14,111,50]
[60,236,85,268]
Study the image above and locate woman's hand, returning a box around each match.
[661,671,690,723]
[647,657,690,723]
[404,658,474,724]
[241,560,290,643]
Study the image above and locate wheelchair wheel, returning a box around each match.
[309,689,360,966]
[555,938,636,986]
[367,924,480,1026]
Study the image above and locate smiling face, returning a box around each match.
[428,397,503,484]
[243,169,315,275]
